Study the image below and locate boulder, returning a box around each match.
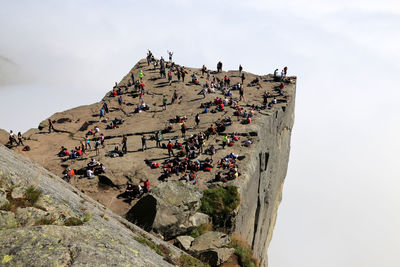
[175,235,194,251]
[126,181,203,239]
[190,231,231,252]
[0,211,17,229]
[11,186,25,199]
[188,212,210,227]
[0,188,7,206]
[198,248,235,266]
[15,207,48,226]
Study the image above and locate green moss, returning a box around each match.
[64,217,83,226]
[0,201,12,211]
[178,254,210,267]
[230,237,258,267]
[134,236,163,256]
[190,223,212,238]
[24,186,42,205]
[82,212,92,223]
[200,186,240,221]
[34,218,56,226]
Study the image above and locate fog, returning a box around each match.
[1,1,399,266]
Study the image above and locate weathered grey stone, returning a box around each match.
[126,181,203,239]
[232,82,296,267]
[0,211,17,229]
[11,186,25,199]
[190,231,231,252]
[0,145,179,267]
[188,212,210,227]
[175,235,194,251]
[0,188,7,206]
[15,207,48,226]
[198,247,235,266]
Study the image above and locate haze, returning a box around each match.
[1,1,400,266]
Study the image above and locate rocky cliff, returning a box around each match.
[0,144,198,267]
[232,90,295,266]
[2,57,295,266]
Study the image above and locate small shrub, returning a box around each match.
[82,212,92,222]
[25,186,42,205]
[34,217,56,226]
[190,223,212,238]
[230,236,258,267]
[178,254,210,267]
[64,217,83,226]
[200,186,240,225]
[0,201,12,211]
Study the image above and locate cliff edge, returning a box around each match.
[3,57,295,266]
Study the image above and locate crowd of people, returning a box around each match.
[4,49,290,208]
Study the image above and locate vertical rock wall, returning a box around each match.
[233,84,296,267]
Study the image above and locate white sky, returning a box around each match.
[1,1,399,266]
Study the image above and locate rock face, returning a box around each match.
[0,145,180,267]
[232,81,296,266]
[126,181,207,239]
[3,57,296,266]
[190,231,233,266]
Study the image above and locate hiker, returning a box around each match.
[239,64,243,76]
[181,122,186,138]
[100,133,105,148]
[103,102,109,113]
[195,113,200,127]
[8,130,17,145]
[86,169,94,179]
[141,135,147,151]
[138,70,144,81]
[100,108,105,119]
[168,70,173,85]
[86,137,91,150]
[118,95,122,105]
[201,65,207,77]
[274,69,279,80]
[131,72,135,84]
[17,132,24,146]
[167,140,174,157]
[284,66,288,76]
[94,140,100,156]
[48,119,55,133]
[217,61,223,72]
[181,67,186,82]
[241,73,245,84]
[143,179,149,193]
[222,135,229,149]
[122,135,127,154]
[167,50,173,61]
[239,84,244,101]
[162,95,167,110]
[155,131,162,147]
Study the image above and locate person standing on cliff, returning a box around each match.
[138,70,144,81]
[167,50,173,62]
[195,113,200,127]
[141,135,147,151]
[155,131,162,148]
[131,72,135,84]
[239,84,245,101]
[17,132,24,146]
[167,140,174,157]
[122,135,127,154]
[239,64,243,76]
[48,119,55,133]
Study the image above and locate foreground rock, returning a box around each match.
[0,145,180,266]
[126,181,208,240]
[198,247,235,266]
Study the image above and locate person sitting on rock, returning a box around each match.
[86,169,94,179]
